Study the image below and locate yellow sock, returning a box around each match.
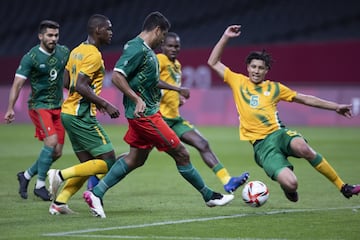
[61,159,108,179]
[56,176,87,203]
[213,163,231,184]
[314,158,344,190]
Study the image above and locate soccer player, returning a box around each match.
[4,20,69,201]
[157,32,249,193]
[83,12,234,218]
[47,14,120,215]
[207,25,360,202]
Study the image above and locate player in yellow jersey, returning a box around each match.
[47,14,120,215]
[208,25,360,202]
[157,32,249,193]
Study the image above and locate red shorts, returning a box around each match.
[124,111,180,151]
[28,108,65,144]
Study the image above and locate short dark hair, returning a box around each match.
[142,11,171,32]
[87,14,109,35]
[38,20,60,34]
[165,32,179,40]
[246,50,273,69]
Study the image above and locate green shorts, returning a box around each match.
[162,116,195,137]
[61,113,114,157]
[253,128,303,180]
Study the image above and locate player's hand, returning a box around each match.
[336,104,352,118]
[179,95,186,107]
[134,98,146,118]
[179,87,190,99]
[224,25,241,38]
[105,102,120,119]
[4,110,15,124]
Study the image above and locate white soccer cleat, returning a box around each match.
[83,190,106,218]
[47,169,63,199]
[206,192,234,207]
[49,202,76,215]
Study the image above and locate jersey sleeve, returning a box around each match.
[224,67,247,87]
[114,42,144,79]
[278,82,297,102]
[15,53,32,79]
[79,52,102,78]
[157,53,166,73]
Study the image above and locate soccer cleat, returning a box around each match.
[284,191,299,202]
[48,169,63,198]
[34,186,52,201]
[206,192,234,207]
[341,184,360,199]
[224,172,250,193]
[17,171,29,199]
[83,190,106,218]
[49,202,76,215]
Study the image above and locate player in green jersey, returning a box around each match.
[4,20,69,201]
[83,12,234,218]
[208,25,360,202]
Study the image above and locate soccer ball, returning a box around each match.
[242,180,269,207]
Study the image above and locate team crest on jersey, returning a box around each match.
[264,91,270,96]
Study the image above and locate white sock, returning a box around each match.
[24,171,32,180]
[35,180,46,189]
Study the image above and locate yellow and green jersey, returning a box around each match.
[224,67,297,141]
[157,53,182,119]
[62,43,105,117]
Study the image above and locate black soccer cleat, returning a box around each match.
[34,186,52,201]
[17,171,29,199]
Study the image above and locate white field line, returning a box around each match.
[42,205,360,238]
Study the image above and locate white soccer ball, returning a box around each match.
[242,180,269,207]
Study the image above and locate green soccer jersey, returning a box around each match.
[16,44,70,109]
[114,37,161,119]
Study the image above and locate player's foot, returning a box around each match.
[206,192,234,207]
[34,186,52,201]
[341,184,360,199]
[48,169,63,198]
[49,202,76,215]
[83,190,106,218]
[17,171,29,199]
[284,191,299,202]
[224,172,250,193]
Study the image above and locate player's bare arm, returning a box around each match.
[4,76,26,123]
[157,79,190,99]
[112,71,146,117]
[63,69,70,89]
[293,93,352,118]
[208,25,241,79]
[76,73,120,118]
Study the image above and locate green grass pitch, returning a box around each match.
[0,124,359,240]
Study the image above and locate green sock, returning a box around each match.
[177,163,213,201]
[27,162,38,177]
[93,157,128,198]
[37,146,54,181]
